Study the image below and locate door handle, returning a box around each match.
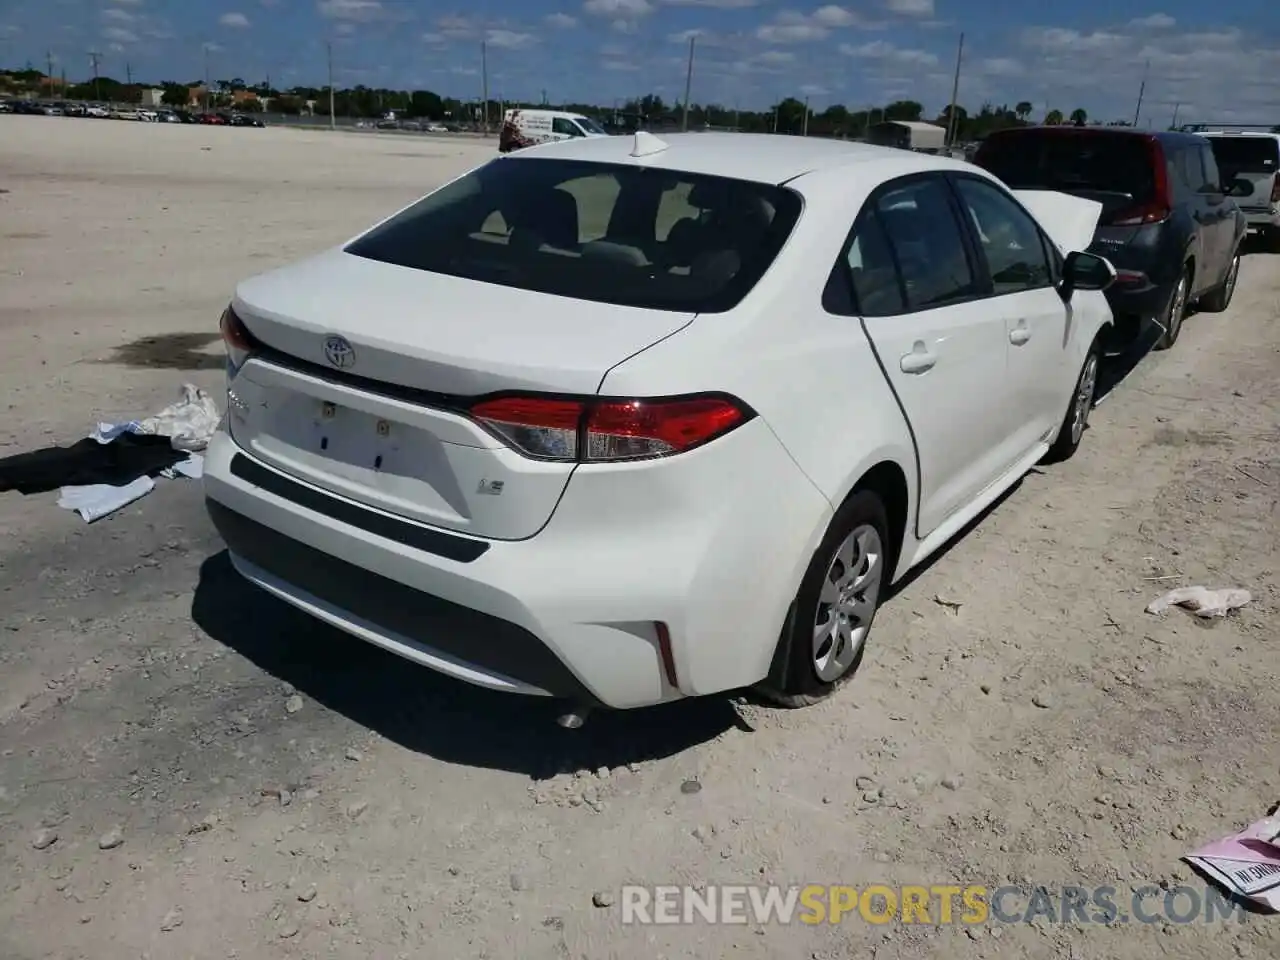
[1009,324,1031,346]
[899,342,937,374]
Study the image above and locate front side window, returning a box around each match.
[953,177,1053,296]
[552,117,582,137]
[576,116,609,135]
[1199,146,1223,192]
[344,158,802,313]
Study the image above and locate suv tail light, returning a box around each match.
[219,305,260,372]
[1107,136,1172,226]
[469,393,754,463]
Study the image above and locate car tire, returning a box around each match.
[1042,337,1101,465]
[756,490,892,708]
[1153,265,1190,351]
[1198,249,1241,313]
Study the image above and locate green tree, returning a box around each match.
[1044,108,1064,125]
[161,84,189,107]
[1069,108,1087,125]
[883,99,924,122]
[1015,101,1033,122]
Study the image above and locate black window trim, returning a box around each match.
[943,171,1062,297]
[821,170,993,319]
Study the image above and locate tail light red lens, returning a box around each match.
[1106,135,1172,227]
[219,305,259,370]
[468,393,753,462]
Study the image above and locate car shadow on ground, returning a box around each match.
[1241,233,1278,257]
[191,551,742,778]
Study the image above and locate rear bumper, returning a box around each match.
[202,419,832,710]
[1104,274,1170,323]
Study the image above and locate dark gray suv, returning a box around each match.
[974,127,1247,351]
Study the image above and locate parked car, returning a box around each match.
[205,133,1118,714]
[1197,131,1280,252]
[974,127,1246,351]
[230,114,265,128]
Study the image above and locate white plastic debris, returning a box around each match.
[1145,586,1252,619]
[57,476,156,523]
[91,384,221,453]
[136,383,221,452]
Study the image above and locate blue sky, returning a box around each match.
[1,0,1277,120]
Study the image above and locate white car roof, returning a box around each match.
[503,131,972,185]
[1200,131,1280,139]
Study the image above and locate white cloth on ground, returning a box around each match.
[57,476,155,523]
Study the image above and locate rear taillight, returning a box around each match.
[219,305,258,371]
[1107,135,1172,226]
[468,393,753,463]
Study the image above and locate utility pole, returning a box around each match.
[680,34,696,132]
[802,95,810,136]
[45,50,54,98]
[203,44,211,110]
[89,50,102,103]
[1171,102,1181,130]
[480,40,489,135]
[541,88,547,106]
[126,61,132,86]
[1133,59,1149,128]
[326,41,335,129]
[945,31,964,147]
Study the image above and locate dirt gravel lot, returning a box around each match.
[1,116,1278,960]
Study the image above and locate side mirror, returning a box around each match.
[1225,177,1252,198]
[1059,250,1116,301]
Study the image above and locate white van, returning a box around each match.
[498,109,610,153]
[1199,131,1280,248]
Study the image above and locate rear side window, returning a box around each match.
[839,177,978,316]
[1204,136,1279,174]
[974,131,1156,204]
[345,158,802,314]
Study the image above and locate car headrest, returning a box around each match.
[509,188,580,249]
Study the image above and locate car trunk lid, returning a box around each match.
[227,249,696,540]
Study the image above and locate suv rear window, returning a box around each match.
[974,130,1155,204]
[344,158,802,313]
[1203,136,1279,174]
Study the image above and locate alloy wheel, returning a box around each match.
[1069,353,1099,446]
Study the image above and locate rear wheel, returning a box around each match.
[1042,338,1100,464]
[1153,266,1189,351]
[756,491,890,707]
[1199,249,1240,313]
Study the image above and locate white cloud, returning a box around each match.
[757,49,794,64]
[1130,13,1176,29]
[603,58,641,71]
[421,31,445,44]
[800,83,828,96]
[317,0,385,21]
[659,0,762,7]
[839,39,938,66]
[545,12,578,28]
[885,0,933,15]
[102,26,139,43]
[756,6,870,44]
[102,8,135,22]
[486,28,538,49]
[219,12,251,28]
[583,0,654,17]
[108,0,143,5]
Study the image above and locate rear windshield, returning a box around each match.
[345,158,802,313]
[1204,136,1279,174]
[974,131,1155,203]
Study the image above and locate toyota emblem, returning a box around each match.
[323,335,356,369]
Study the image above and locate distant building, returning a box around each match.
[140,88,165,108]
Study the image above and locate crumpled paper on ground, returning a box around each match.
[1184,814,1280,912]
[1145,586,1252,618]
[90,383,220,453]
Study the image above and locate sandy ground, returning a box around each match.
[1,115,1278,960]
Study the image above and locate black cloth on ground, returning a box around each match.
[0,434,184,495]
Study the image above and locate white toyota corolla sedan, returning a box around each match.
[204,131,1117,712]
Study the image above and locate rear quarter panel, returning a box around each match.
[597,160,921,577]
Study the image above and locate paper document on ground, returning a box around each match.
[1184,816,1280,911]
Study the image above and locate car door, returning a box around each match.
[949,174,1074,456]
[851,174,1012,537]
[1183,145,1226,291]
[1197,143,1237,271]
[552,117,583,142]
